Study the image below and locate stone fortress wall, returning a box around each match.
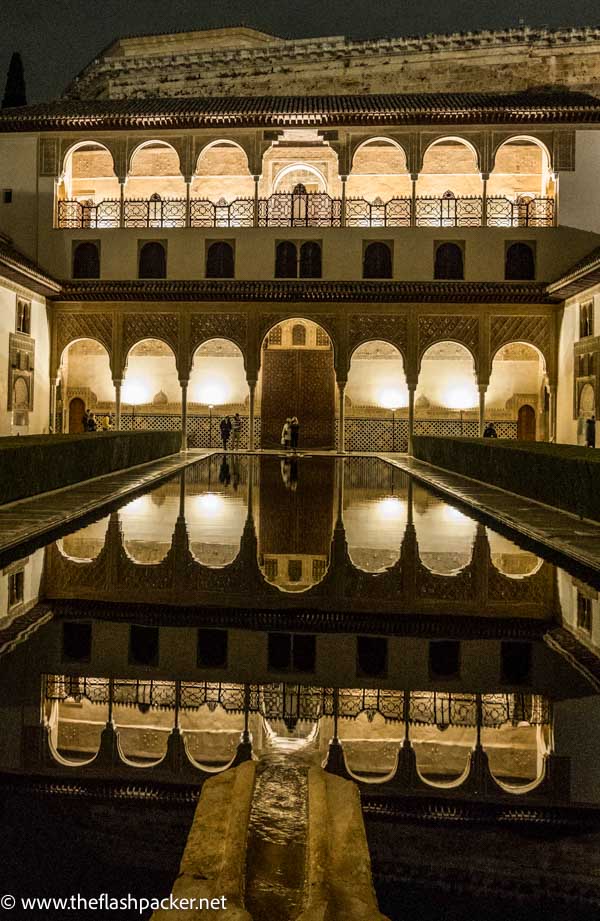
[65,26,600,101]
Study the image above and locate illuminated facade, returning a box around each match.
[1,26,600,446]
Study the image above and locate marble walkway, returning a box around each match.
[381,453,600,574]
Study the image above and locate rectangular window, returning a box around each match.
[8,570,24,609]
[62,622,92,662]
[577,593,593,633]
[197,628,228,668]
[500,641,532,684]
[268,633,316,673]
[129,625,159,666]
[429,640,460,679]
[16,298,31,335]
[357,636,388,678]
[580,302,594,339]
[2,189,12,204]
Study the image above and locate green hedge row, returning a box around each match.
[0,431,182,505]
[412,436,600,522]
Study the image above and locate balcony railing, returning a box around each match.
[57,194,555,229]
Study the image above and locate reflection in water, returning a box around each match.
[57,514,110,561]
[486,528,543,578]
[119,486,179,563]
[413,484,477,574]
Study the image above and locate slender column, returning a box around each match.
[553,172,560,227]
[475,692,483,749]
[114,380,122,431]
[481,173,488,226]
[549,384,557,443]
[407,387,415,455]
[49,378,58,434]
[253,175,260,228]
[174,680,181,730]
[185,178,192,227]
[410,173,418,227]
[340,174,347,227]
[478,384,487,436]
[337,380,346,453]
[119,179,125,227]
[180,381,189,451]
[248,380,257,451]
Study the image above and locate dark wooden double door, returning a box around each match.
[260,349,335,449]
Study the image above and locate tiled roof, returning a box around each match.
[547,245,600,298]
[54,279,557,304]
[1,91,599,131]
[0,238,61,295]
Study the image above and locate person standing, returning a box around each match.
[220,415,232,450]
[586,414,596,448]
[82,409,90,433]
[231,412,242,450]
[281,418,291,451]
[290,416,300,451]
[483,421,497,438]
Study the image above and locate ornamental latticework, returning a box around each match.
[190,312,248,353]
[349,314,408,357]
[418,315,479,359]
[56,313,113,364]
[490,315,551,362]
[122,313,179,358]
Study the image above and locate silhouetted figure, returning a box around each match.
[586,414,596,448]
[220,415,232,450]
[483,422,497,438]
[290,416,300,451]
[230,412,242,450]
[281,418,291,451]
[219,457,231,486]
[2,52,27,108]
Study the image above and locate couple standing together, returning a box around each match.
[281,416,300,451]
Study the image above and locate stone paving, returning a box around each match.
[381,453,600,574]
[0,449,214,559]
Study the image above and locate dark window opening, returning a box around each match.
[129,625,159,666]
[275,241,298,278]
[357,636,388,678]
[363,241,392,279]
[580,302,594,339]
[206,241,234,278]
[299,241,322,278]
[434,242,464,280]
[63,622,92,663]
[197,628,228,668]
[73,241,100,279]
[291,324,307,346]
[2,189,12,204]
[577,593,593,633]
[16,299,31,334]
[139,241,166,279]
[505,242,535,280]
[268,633,316,673]
[429,640,460,678]
[8,570,24,609]
[500,641,532,685]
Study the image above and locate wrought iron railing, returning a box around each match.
[56,195,556,229]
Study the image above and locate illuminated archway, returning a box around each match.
[487,342,547,441]
[343,458,408,572]
[59,338,114,432]
[346,340,408,451]
[193,140,253,201]
[122,338,180,432]
[418,137,482,200]
[347,137,411,201]
[119,482,179,565]
[183,456,249,567]
[127,140,186,201]
[189,338,249,448]
[415,341,478,438]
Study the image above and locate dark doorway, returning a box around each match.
[68,397,86,433]
[517,404,536,441]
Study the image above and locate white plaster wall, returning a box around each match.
[557,302,578,445]
[0,279,50,436]
[0,136,39,259]
[416,357,478,409]
[123,354,180,403]
[346,357,407,407]
[189,355,248,405]
[0,548,45,624]
[486,360,543,409]
[64,349,114,401]
[559,131,600,235]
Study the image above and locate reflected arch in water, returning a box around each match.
[413,483,477,574]
[343,457,408,572]
[56,514,111,562]
[118,481,180,564]
[184,455,248,568]
[486,528,543,578]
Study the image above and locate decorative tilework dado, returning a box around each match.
[122,313,179,357]
[418,315,479,359]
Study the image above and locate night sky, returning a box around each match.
[2,0,600,103]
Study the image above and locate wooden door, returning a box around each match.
[260,348,335,449]
[517,404,536,441]
[68,397,86,433]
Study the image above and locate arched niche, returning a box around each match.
[259,318,336,450]
[59,338,114,431]
[57,514,111,562]
[345,340,408,453]
[418,137,482,198]
[487,342,546,441]
[60,141,119,203]
[122,338,180,429]
[127,140,186,199]
[415,341,478,434]
[119,481,180,564]
[193,139,253,201]
[413,483,477,574]
[347,137,411,201]
[261,131,340,197]
[489,136,552,200]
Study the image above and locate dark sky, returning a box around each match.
[2,0,600,103]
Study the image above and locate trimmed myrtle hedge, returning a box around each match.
[0,431,181,505]
[412,436,600,522]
